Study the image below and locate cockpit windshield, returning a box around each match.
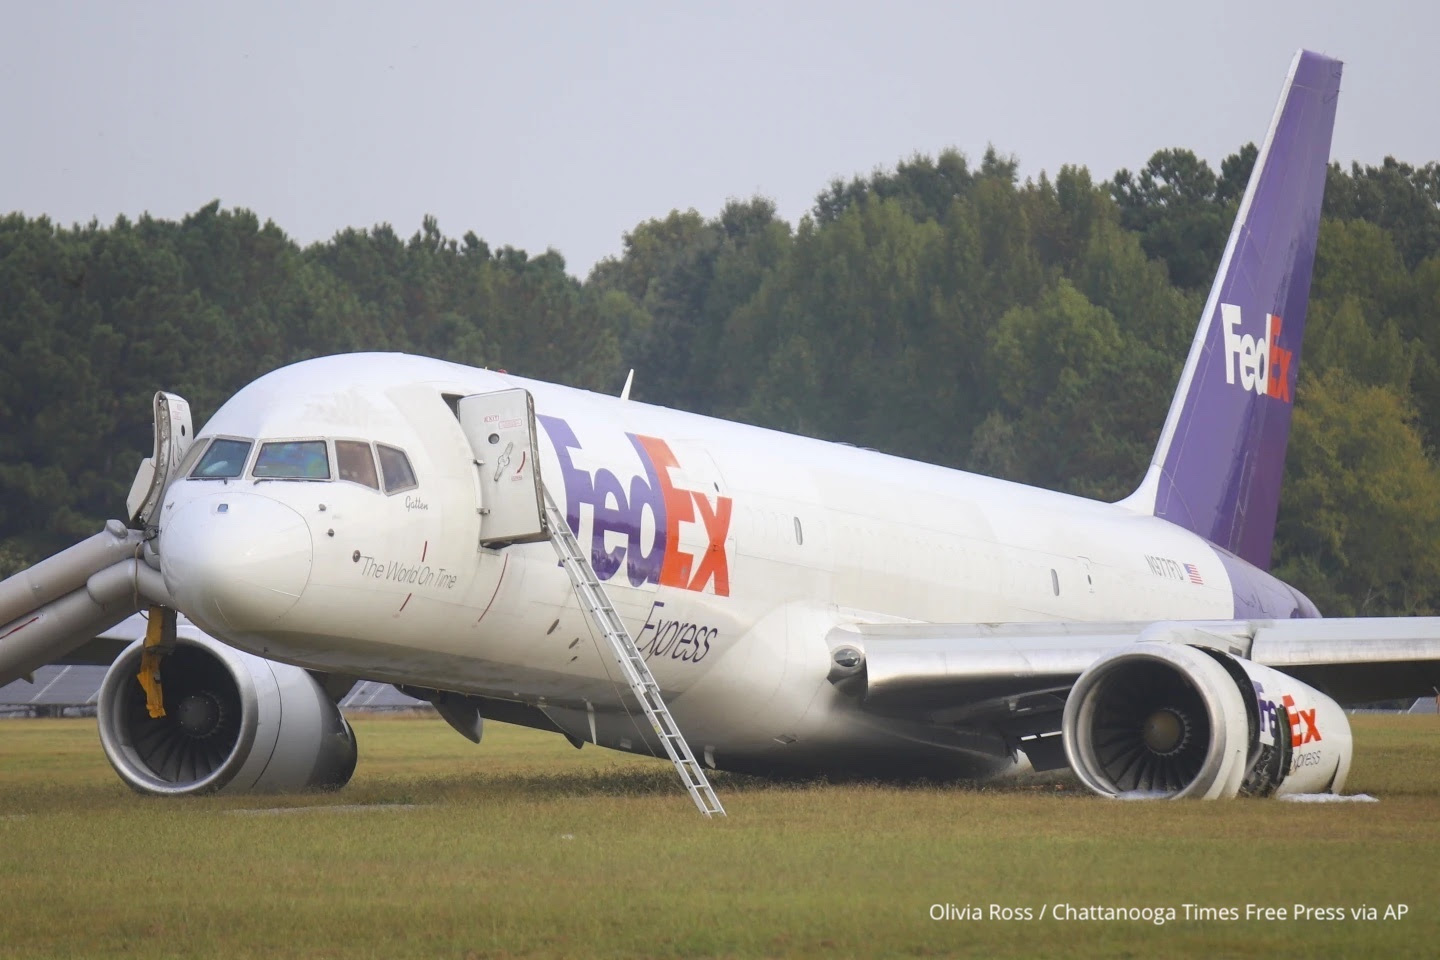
[184,436,414,490]
[253,440,330,480]
[190,438,253,479]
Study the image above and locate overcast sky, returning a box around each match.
[3,1,1435,277]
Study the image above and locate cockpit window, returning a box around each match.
[254,440,330,480]
[377,444,417,494]
[191,438,252,479]
[335,440,380,490]
[174,439,209,480]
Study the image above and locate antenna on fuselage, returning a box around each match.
[619,369,634,401]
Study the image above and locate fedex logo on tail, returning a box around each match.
[538,415,733,596]
[1221,303,1294,402]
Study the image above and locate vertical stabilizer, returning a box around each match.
[1125,50,1342,570]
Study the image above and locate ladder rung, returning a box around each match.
[542,485,725,819]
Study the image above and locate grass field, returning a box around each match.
[1,714,1437,959]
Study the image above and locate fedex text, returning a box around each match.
[1221,303,1293,402]
[539,415,733,595]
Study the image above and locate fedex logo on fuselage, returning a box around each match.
[538,415,733,596]
[1221,303,1293,402]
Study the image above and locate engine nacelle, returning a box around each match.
[1062,641,1351,799]
[97,635,358,795]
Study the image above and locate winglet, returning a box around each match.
[619,369,634,401]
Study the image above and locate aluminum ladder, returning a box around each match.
[541,486,726,818]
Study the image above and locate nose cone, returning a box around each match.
[161,494,313,631]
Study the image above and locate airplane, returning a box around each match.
[2,48,1439,806]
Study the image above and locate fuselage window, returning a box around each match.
[191,438,253,479]
[254,440,330,480]
[794,516,804,546]
[335,440,380,490]
[1051,568,1060,596]
[377,444,418,494]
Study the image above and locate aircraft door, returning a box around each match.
[126,391,194,528]
[457,389,549,546]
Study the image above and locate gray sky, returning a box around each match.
[3,1,1435,277]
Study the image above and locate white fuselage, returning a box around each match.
[155,353,1296,778]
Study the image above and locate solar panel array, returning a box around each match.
[0,665,108,712]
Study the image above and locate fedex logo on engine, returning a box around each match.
[538,415,733,596]
[1221,303,1294,402]
[1254,684,1322,747]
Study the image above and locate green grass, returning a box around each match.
[1,714,1437,958]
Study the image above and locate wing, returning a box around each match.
[829,617,1440,769]
[54,615,153,666]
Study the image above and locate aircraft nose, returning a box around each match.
[161,494,313,631]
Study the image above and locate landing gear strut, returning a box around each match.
[136,605,177,719]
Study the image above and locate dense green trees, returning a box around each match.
[2,147,1438,616]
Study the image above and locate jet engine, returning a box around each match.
[97,635,357,795]
[1062,641,1351,799]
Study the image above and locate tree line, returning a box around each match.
[2,147,1438,616]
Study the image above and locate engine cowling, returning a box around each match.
[97,635,358,795]
[1062,641,1351,799]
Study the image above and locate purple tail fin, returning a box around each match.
[1124,50,1342,570]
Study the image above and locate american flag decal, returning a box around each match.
[1185,563,1204,585]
